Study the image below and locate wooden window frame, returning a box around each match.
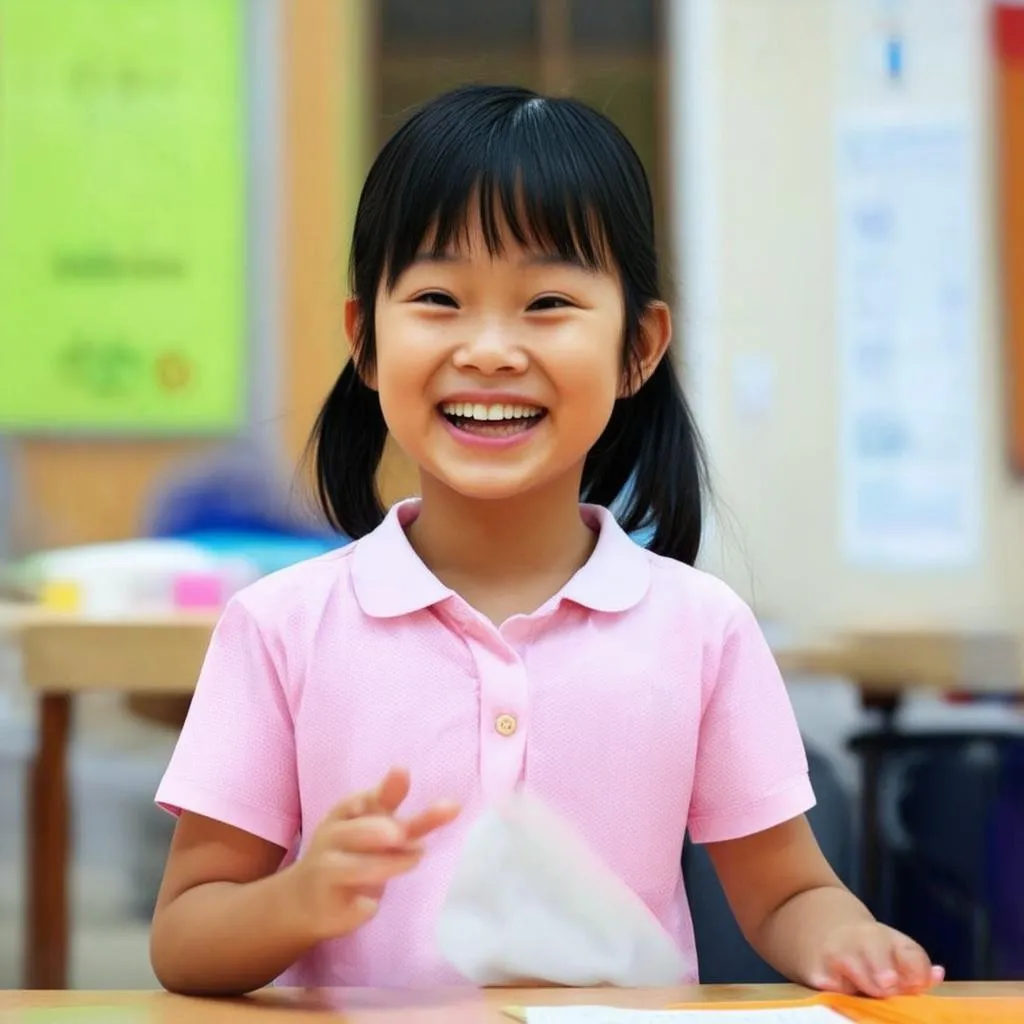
[371,0,671,269]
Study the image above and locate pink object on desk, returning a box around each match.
[172,572,225,610]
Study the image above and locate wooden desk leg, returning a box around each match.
[859,692,900,919]
[25,693,72,989]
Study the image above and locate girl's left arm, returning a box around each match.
[705,815,943,998]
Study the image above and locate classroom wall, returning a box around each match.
[3,0,381,553]
[280,0,420,509]
[677,0,1024,634]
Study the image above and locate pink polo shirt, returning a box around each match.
[156,500,814,988]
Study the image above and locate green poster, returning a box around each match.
[0,0,245,432]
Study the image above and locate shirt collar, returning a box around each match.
[560,504,652,613]
[351,499,651,619]
[351,501,452,618]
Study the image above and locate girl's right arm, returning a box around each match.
[151,768,459,996]
[150,810,319,996]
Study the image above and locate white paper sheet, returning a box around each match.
[524,1006,850,1024]
[836,115,981,568]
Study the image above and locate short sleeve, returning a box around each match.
[687,599,815,844]
[155,597,300,849]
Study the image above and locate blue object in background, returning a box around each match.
[175,529,347,578]
[144,445,349,578]
[988,742,1024,979]
[147,465,337,542]
[886,35,904,82]
[628,522,656,548]
[608,476,657,549]
[880,733,1024,980]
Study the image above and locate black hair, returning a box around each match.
[309,83,708,565]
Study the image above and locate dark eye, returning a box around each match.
[528,295,573,312]
[415,291,458,308]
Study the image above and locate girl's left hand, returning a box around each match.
[809,921,945,998]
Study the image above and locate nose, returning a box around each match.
[452,320,528,375]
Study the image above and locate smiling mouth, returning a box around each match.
[439,401,547,438]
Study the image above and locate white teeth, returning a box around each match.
[441,401,544,421]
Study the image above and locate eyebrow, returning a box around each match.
[409,251,592,271]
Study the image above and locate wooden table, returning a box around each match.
[4,603,1023,990]
[0,984,1022,1021]
[774,629,1024,698]
[1,605,216,990]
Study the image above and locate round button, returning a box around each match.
[495,713,518,737]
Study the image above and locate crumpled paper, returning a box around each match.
[437,791,687,988]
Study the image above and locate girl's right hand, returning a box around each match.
[286,768,459,942]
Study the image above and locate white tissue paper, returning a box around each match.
[436,791,687,988]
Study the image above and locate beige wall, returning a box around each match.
[679,0,1023,633]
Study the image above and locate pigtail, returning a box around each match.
[583,356,706,566]
[308,359,389,538]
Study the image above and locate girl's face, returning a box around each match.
[361,216,670,504]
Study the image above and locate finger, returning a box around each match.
[832,974,859,996]
[329,815,415,852]
[328,849,424,887]
[859,941,901,997]
[402,800,461,841]
[373,768,412,816]
[329,788,378,822]
[344,895,381,929]
[893,941,933,993]
[828,950,887,999]
[351,882,387,901]
[816,951,857,995]
[811,966,858,996]
[930,964,946,986]
[327,769,411,822]
[808,968,847,993]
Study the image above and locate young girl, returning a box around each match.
[151,84,941,999]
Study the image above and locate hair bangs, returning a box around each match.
[375,97,634,292]
[323,85,705,564]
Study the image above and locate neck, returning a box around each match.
[406,471,596,588]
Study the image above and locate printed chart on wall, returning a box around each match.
[0,0,246,432]
[836,115,981,569]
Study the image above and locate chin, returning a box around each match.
[438,478,543,503]
[425,465,560,504]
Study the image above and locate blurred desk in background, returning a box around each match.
[1,603,214,990]
[4,605,1023,989]
[777,629,1024,918]
[776,629,1024,701]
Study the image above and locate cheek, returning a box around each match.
[554,329,623,410]
[372,311,436,408]
[375,361,432,444]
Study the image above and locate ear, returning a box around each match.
[619,301,672,398]
[344,297,377,390]
[343,297,361,347]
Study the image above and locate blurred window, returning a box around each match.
[374,0,668,279]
